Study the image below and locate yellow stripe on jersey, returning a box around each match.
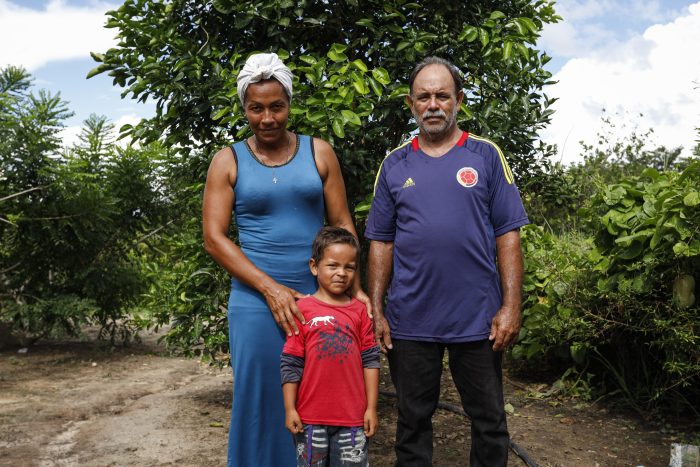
[469,134,514,185]
[373,140,413,195]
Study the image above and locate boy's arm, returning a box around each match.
[282,382,303,434]
[363,367,379,437]
[280,325,305,436]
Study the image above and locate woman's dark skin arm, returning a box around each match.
[202,147,306,336]
[313,138,372,317]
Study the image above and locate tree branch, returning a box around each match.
[0,186,45,203]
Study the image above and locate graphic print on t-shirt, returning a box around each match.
[316,323,352,365]
[308,315,335,327]
[456,167,479,187]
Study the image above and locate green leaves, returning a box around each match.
[87,0,564,365]
[683,191,700,206]
[587,162,700,286]
[0,76,172,345]
[458,26,479,42]
[327,43,348,62]
[285,52,386,143]
[341,110,361,126]
[371,67,390,85]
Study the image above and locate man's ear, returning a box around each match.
[308,258,318,277]
[405,93,414,111]
[456,89,464,107]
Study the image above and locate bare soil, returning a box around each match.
[0,331,684,467]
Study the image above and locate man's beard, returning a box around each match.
[414,107,457,139]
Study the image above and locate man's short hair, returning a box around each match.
[311,226,360,263]
[408,56,463,96]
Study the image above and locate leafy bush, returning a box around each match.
[139,184,231,364]
[580,163,699,412]
[1,67,169,345]
[514,225,595,364]
[0,296,98,347]
[516,163,700,414]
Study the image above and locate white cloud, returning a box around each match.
[0,0,118,71]
[539,0,693,60]
[541,2,700,164]
[113,114,142,134]
[58,113,143,148]
[58,124,82,148]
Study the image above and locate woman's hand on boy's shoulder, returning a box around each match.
[351,288,373,318]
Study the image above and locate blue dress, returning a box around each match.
[227,134,324,466]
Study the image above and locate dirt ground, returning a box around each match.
[0,331,688,467]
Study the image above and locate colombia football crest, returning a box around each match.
[456,167,478,187]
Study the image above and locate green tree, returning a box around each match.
[91,0,560,203]
[0,67,169,345]
[91,0,561,359]
[525,114,695,233]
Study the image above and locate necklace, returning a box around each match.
[253,133,293,184]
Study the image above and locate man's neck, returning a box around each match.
[418,126,463,157]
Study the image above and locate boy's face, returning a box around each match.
[309,243,358,300]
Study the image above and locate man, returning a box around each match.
[365,56,529,466]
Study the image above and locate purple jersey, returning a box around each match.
[365,132,529,342]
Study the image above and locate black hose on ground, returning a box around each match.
[379,390,539,467]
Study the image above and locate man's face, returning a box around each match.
[406,64,463,139]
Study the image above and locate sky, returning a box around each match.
[1,0,699,165]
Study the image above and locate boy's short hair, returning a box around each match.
[311,226,360,263]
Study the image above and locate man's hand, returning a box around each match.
[368,240,393,351]
[374,311,393,353]
[488,306,521,351]
[285,409,303,435]
[364,408,378,437]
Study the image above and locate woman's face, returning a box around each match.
[244,79,290,145]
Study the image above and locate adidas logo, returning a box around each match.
[402,177,415,188]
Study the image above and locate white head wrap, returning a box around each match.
[237,53,294,104]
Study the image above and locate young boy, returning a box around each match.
[280,226,380,467]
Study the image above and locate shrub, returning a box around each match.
[516,163,700,414]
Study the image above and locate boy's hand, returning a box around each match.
[285,410,303,435]
[363,408,378,437]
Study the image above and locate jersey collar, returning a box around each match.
[411,131,469,152]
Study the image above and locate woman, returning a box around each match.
[202,53,369,467]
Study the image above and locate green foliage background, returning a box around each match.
[85,0,561,363]
[1,67,170,345]
[91,0,560,203]
[2,0,699,416]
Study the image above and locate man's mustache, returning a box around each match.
[421,109,447,119]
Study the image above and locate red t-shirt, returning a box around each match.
[283,296,376,426]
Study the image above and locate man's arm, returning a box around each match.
[489,229,524,351]
[367,240,394,352]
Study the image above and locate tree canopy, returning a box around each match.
[91,0,560,204]
[0,66,169,345]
